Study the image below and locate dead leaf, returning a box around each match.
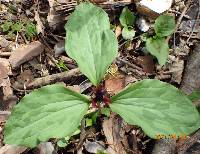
[0,63,8,85]
[102,115,127,154]
[34,142,56,154]
[0,36,10,48]
[54,40,65,57]
[34,11,45,35]
[16,70,34,85]
[169,58,184,84]
[125,75,137,86]
[0,145,27,154]
[84,140,105,153]
[0,58,12,76]
[115,25,122,38]
[105,73,125,95]
[9,41,44,68]
[137,55,155,74]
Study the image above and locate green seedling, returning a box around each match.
[56,59,68,71]
[145,15,176,66]
[119,7,136,40]
[1,20,37,40]
[4,3,200,148]
[24,22,37,40]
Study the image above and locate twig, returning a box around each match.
[177,130,200,154]
[167,0,191,42]
[13,68,80,89]
[168,9,191,19]
[76,118,86,151]
[175,1,191,32]
[186,0,200,43]
[0,52,11,57]
[116,57,142,71]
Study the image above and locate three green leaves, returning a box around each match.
[4,3,200,148]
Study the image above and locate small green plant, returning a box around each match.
[56,59,68,71]
[119,7,136,40]
[24,22,37,40]
[1,20,37,40]
[145,15,176,66]
[4,3,200,148]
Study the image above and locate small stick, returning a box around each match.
[168,9,191,19]
[186,0,200,43]
[117,57,142,71]
[0,52,11,57]
[167,1,191,43]
[14,68,80,89]
[175,1,191,32]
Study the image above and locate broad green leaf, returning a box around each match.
[65,3,118,86]
[119,7,136,27]
[110,79,200,139]
[188,91,200,102]
[122,27,135,40]
[146,37,169,66]
[4,84,89,148]
[154,15,175,37]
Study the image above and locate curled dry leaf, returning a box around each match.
[34,11,45,35]
[115,25,122,38]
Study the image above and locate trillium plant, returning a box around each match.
[4,3,200,148]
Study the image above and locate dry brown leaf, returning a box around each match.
[105,73,125,96]
[0,145,27,154]
[9,41,44,68]
[137,55,155,74]
[115,25,122,38]
[0,63,8,85]
[102,115,127,154]
[169,58,184,84]
[16,70,34,86]
[34,11,45,35]
[34,142,56,154]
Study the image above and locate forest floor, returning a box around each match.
[0,0,200,153]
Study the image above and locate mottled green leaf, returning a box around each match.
[188,91,200,102]
[146,37,169,66]
[154,15,175,37]
[110,79,200,139]
[122,27,135,40]
[119,7,135,27]
[4,84,89,148]
[65,3,118,85]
